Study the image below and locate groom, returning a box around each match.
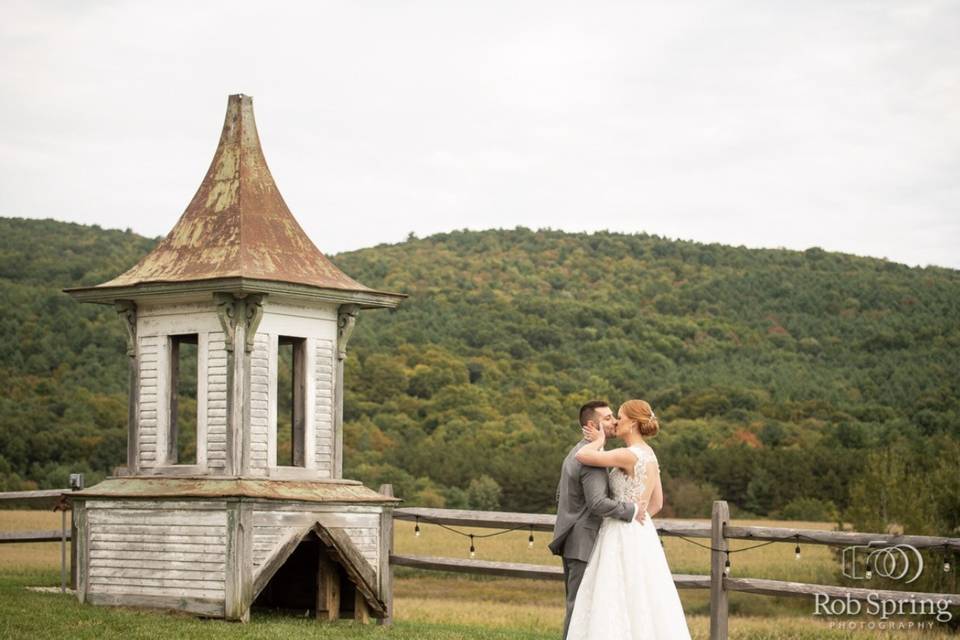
[548,400,645,639]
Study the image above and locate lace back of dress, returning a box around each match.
[609,446,652,503]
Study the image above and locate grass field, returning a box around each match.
[1,510,955,639]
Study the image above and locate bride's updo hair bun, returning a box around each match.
[621,399,659,437]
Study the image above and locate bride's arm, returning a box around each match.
[575,425,636,472]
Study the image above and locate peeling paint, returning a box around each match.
[93,95,379,294]
[71,477,401,505]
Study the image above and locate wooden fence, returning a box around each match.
[391,501,960,640]
[4,488,958,639]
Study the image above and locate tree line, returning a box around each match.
[1,218,958,538]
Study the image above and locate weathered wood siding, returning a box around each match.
[249,334,270,472]
[85,500,227,604]
[138,334,160,466]
[206,332,229,472]
[251,504,380,578]
[314,339,335,477]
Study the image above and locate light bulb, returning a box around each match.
[944,561,951,573]
[865,570,873,580]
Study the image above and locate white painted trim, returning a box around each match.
[196,332,208,469]
[267,333,278,468]
[304,337,316,470]
[156,336,171,466]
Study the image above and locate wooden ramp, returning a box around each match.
[252,521,386,621]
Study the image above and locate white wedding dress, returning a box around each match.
[566,445,691,639]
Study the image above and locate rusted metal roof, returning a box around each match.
[83,94,398,299]
[69,477,401,505]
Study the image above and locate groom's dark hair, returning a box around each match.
[579,400,609,427]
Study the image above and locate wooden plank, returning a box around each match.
[391,554,562,580]
[0,530,70,544]
[77,503,89,604]
[253,511,378,528]
[238,500,253,623]
[388,554,710,589]
[393,507,712,538]
[90,541,228,554]
[725,577,960,606]
[91,533,227,545]
[86,591,223,617]
[88,511,226,526]
[89,572,225,587]
[725,525,960,551]
[316,551,340,622]
[710,500,729,640]
[354,593,370,623]
[91,550,226,563]
[379,485,394,627]
[84,524,226,537]
[0,489,66,509]
[313,525,383,613]
[91,560,225,572]
[224,501,242,621]
[86,500,227,510]
[292,337,306,467]
[89,584,224,599]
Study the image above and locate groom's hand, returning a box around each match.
[634,501,648,523]
[582,423,603,443]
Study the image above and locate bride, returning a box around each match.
[566,399,691,639]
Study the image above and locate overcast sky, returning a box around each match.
[2,1,957,269]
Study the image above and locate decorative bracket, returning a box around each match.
[243,294,265,353]
[337,304,360,361]
[215,293,239,352]
[114,300,137,358]
[214,293,266,353]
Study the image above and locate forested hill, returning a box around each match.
[2,218,959,526]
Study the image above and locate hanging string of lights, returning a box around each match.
[410,516,956,577]
[412,515,535,558]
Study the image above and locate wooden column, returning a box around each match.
[710,500,730,640]
[225,499,252,622]
[354,594,370,623]
[378,484,394,626]
[115,301,139,474]
[74,502,88,604]
[316,552,340,621]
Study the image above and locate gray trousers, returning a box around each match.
[561,557,588,639]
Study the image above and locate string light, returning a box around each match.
[794,535,801,561]
[865,568,873,580]
[724,554,731,575]
[944,546,951,573]
[415,516,420,538]
[469,534,476,559]
[528,526,534,549]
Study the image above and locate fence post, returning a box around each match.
[378,484,394,626]
[710,500,729,640]
[69,473,84,590]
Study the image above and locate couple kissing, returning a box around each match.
[549,399,691,639]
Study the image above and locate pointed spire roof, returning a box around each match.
[69,95,402,307]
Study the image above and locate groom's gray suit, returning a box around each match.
[549,439,636,639]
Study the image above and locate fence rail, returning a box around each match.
[394,502,960,640]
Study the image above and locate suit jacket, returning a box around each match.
[548,439,635,562]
